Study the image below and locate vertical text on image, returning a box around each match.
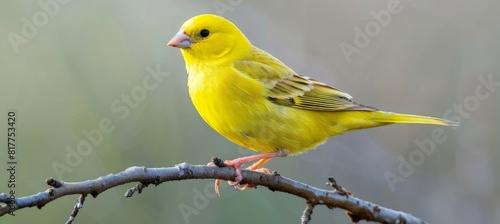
[6,111,18,215]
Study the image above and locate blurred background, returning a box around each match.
[1,0,499,223]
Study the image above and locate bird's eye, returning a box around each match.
[200,29,210,38]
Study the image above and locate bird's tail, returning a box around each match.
[373,111,459,126]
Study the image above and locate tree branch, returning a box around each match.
[0,162,428,223]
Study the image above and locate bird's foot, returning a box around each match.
[210,150,288,196]
[211,158,272,195]
[227,167,272,190]
[207,157,226,196]
[209,157,245,196]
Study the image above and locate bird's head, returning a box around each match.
[168,14,252,65]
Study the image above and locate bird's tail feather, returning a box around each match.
[374,111,459,126]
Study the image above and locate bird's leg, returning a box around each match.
[214,149,288,195]
[248,157,273,170]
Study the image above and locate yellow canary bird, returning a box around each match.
[168,14,457,192]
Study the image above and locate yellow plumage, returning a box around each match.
[167,14,457,190]
[169,14,456,156]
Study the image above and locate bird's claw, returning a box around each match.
[253,167,272,174]
[232,184,249,191]
[215,179,221,197]
[228,181,256,191]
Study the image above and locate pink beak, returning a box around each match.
[168,30,192,48]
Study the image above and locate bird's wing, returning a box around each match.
[233,47,377,112]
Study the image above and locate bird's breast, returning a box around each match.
[187,64,271,145]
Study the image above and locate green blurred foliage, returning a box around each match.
[0,0,499,223]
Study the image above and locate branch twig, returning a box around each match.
[65,194,86,224]
[0,163,428,223]
[301,201,315,224]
